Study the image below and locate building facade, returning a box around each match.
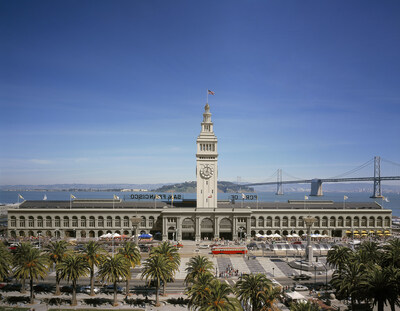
[7,104,393,241]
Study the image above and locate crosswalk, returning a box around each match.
[132,257,330,280]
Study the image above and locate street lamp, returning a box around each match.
[314,266,317,287]
[38,232,42,250]
[272,267,275,278]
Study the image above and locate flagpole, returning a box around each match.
[207,89,208,104]
[70,195,72,210]
[113,196,115,210]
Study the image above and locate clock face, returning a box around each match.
[200,164,214,179]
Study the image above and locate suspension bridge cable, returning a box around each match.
[282,170,305,181]
[328,158,374,179]
[382,158,400,168]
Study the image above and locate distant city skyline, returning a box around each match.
[1,1,400,185]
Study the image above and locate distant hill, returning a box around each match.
[154,181,255,193]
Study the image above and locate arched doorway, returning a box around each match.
[201,218,213,240]
[219,218,232,241]
[182,218,195,240]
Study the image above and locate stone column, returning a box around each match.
[214,216,219,240]
[195,216,201,242]
[246,217,251,241]
[304,216,316,266]
[232,217,237,240]
[176,217,182,241]
[162,217,168,241]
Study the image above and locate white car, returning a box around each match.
[293,284,308,291]
[81,285,100,294]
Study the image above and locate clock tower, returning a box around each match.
[196,103,218,208]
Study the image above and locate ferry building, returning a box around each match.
[7,104,392,240]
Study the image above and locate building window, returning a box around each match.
[123,217,129,227]
[28,217,34,227]
[55,217,60,227]
[63,217,70,227]
[282,217,288,227]
[46,217,52,227]
[338,217,344,227]
[10,217,16,227]
[322,217,328,227]
[290,217,296,227]
[37,217,43,228]
[89,217,95,227]
[115,217,121,227]
[107,217,112,227]
[141,216,146,227]
[72,217,78,227]
[149,216,154,227]
[98,217,104,227]
[274,217,280,227]
[377,217,382,227]
[81,217,86,227]
[258,217,264,227]
[251,217,256,227]
[330,217,335,227]
[266,217,272,227]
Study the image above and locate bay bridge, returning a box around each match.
[243,156,400,198]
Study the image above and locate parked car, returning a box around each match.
[102,285,123,294]
[80,285,100,294]
[34,283,54,293]
[293,274,311,281]
[293,284,309,291]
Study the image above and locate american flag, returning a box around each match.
[208,90,215,95]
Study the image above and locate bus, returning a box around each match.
[211,246,248,255]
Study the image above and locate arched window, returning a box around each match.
[72,216,78,227]
[10,216,16,227]
[107,216,112,227]
[282,216,288,227]
[46,216,52,227]
[338,217,344,227]
[266,217,272,227]
[98,216,104,227]
[298,217,304,227]
[361,217,367,227]
[140,216,146,227]
[384,217,390,227]
[115,216,121,227]
[55,216,60,227]
[63,216,70,227]
[123,216,129,227]
[346,217,351,227]
[274,216,280,227]
[37,216,43,228]
[369,217,375,227]
[149,216,155,227]
[353,217,359,227]
[322,217,328,227]
[330,216,336,227]
[28,216,34,227]
[80,216,87,227]
[377,217,382,227]
[258,217,264,227]
[315,216,320,227]
[290,216,296,227]
[251,217,256,227]
[89,216,95,227]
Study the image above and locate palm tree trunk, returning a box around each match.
[163,280,166,296]
[72,280,77,306]
[113,281,118,306]
[125,277,130,297]
[378,300,384,311]
[90,266,95,296]
[155,284,160,307]
[21,278,26,294]
[30,275,34,304]
[55,270,61,295]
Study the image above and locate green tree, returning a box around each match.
[13,246,49,304]
[82,240,106,296]
[235,273,272,311]
[0,242,11,281]
[382,238,400,268]
[44,240,69,295]
[185,255,214,285]
[141,254,172,307]
[97,254,130,306]
[366,265,398,311]
[57,253,89,306]
[151,241,181,295]
[326,245,353,272]
[290,300,320,311]
[331,260,369,310]
[186,272,215,310]
[356,241,382,266]
[118,241,141,297]
[199,279,239,311]
[13,243,35,294]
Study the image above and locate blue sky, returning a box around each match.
[1,0,400,185]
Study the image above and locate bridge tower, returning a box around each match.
[371,156,382,198]
[276,169,283,195]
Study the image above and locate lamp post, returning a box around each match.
[314,266,317,287]
[38,232,42,250]
[130,217,141,246]
[272,267,275,278]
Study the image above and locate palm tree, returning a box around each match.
[57,253,89,306]
[367,265,399,311]
[186,272,215,310]
[382,238,400,268]
[356,241,381,266]
[258,285,281,311]
[199,279,239,311]
[82,240,106,296]
[44,240,69,295]
[185,255,214,285]
[290,300,320,311]
[326,245,353,272]
[13,247,49,304]
[97,254,130,306]
[0,242,11,281]
[118,241,141,296]
[141,254,172,307]
[235,273,272,311]
[151,241,181,295]
[13,243,34,294]
[331,260,369,310]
